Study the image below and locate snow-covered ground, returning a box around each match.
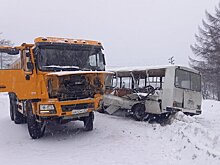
[0,93,220,165]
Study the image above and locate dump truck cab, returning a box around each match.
[0,37,111,139]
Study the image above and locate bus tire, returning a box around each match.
[27,102,45,139]
[132,103,146,121]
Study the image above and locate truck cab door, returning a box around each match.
[0,46,39,99]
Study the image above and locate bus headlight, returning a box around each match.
[39,104,56,114]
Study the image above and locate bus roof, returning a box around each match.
[106,65,200,77]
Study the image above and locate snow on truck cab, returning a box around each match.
[103,65,202,121]
[0,37,112,139]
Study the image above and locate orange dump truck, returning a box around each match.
[0,37,111,139]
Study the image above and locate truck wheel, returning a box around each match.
[132,104,146,121]
[27,102,46,139]
[13,103,27,124]
[9,98,14,121]
[10,95,26,124]
[83,112,94,131]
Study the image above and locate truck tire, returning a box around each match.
[9,97,14,121]
[26,102,46,139]
[83,112,94,131]
[9,94,26,124]
[132,103,146,121]
[13,103,27,124]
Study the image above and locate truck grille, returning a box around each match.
[61,103,94,112]
[57,75,95,101]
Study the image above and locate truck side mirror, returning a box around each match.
[27,62,34,70]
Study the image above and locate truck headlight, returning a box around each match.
[39,104,56,114]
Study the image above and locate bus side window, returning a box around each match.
[121,77,132,89]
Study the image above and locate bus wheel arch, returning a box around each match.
[131,103,146,121]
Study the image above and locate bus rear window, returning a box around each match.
[175,69,201,92]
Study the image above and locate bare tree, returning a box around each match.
[190,4,220,100]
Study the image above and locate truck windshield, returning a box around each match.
[36,44,105,71]
[175,69,201,92]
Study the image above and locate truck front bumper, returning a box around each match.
[35,96,102,117]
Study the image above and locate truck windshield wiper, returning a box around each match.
[42,65,80,71]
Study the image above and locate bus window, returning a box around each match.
[191,72,201,92]
[121,77,132,88]
[139,78,146,88]
[175,69,201,92]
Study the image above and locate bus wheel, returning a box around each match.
[27,102,46,139]
[132,104,146,121]
[155,113,173,125]
[83,112,94,131]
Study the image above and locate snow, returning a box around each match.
[106,64,199,73]
[0,93,220,165]
[47,71,114,76]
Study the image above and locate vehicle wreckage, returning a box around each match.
[102,65,202,122]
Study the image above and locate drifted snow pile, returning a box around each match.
[172,111,220,157]
[162,102,220,163]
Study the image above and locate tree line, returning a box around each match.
[190,3,220,101]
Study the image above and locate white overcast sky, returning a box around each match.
[0,0,219,67]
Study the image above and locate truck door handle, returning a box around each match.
[0,85,6,88]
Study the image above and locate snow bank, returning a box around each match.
[171,111,220,159]
[173,111,196,123]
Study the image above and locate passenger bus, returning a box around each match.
[103,65,202,121]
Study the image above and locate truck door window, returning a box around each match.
[22,49,33,72]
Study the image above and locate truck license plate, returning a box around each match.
[72,109,88,115]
